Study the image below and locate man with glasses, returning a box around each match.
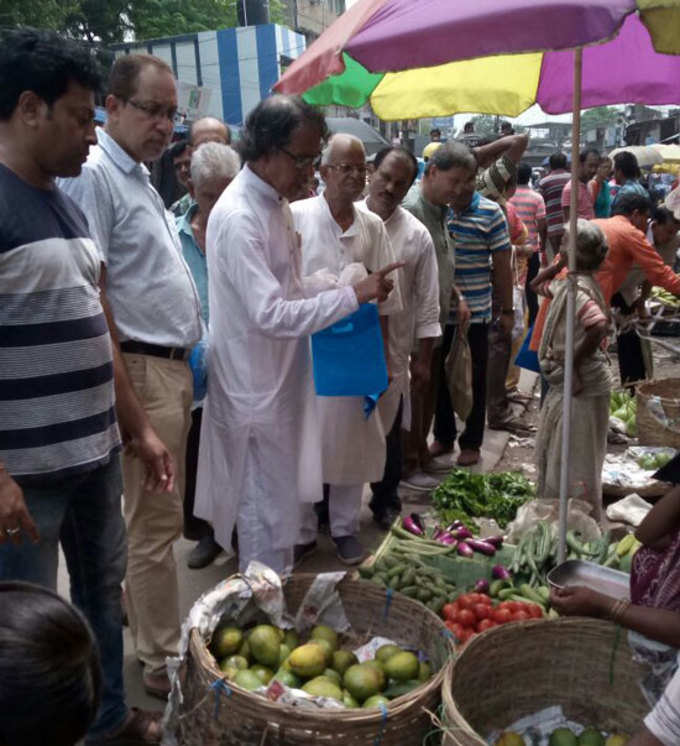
[60,54,203,700]
[291,134,402,566]
[194,98,400,575]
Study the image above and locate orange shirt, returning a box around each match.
[594,215,680,305]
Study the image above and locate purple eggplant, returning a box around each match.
[466,539,496,556]
[474,579,490,594]
[484,535,504,549]
[445,521,466,532]
[457,541,474,558]
[432,527,458,547]
[402,514,424,536]
[451,527,473,541]
[491,565,512,581]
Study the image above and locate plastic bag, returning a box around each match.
[512,285,526,341]
[188,340,208,402]
[445,325,472,421]
[505,497,602,544]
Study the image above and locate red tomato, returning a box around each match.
[457,595,476,611]
[498,601,514,612]
[459,627,475,643]
[449,622,465,642]
[527,604,543,619]
[473,603,491,621]
[511,610,531,621]
[492,607,512,625]
[476,618,495,633]
[457,609,476,628]
[442,603,457,621]
[478,593,493,606]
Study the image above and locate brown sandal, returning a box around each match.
[85,708,162,745]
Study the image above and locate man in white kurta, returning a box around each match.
[194,98,400,574]
[358,147,441,529]
[291,134,402,565]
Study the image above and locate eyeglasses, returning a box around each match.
[279,146,319,170]
[126,99,178,122]
[325,162,367,176]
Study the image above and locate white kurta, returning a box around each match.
[357,201,441,432]
[194,167,359,566]
[291,193,402,485]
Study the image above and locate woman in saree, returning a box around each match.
[535,219,611,521]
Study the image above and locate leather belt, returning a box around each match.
[120,340,190,361]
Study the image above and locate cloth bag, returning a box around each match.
[445,325,473,421]
[311,303,388,396]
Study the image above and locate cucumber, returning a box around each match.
[519,584,547,607]
[489,579,510,598]
[387,564,406,581]
[510,594,542,608]
[536,586,550,603]
[400,585,418,598]
[417,588,432,602]
[401,568,416,586]
[498,587,516,601]
[358,565,374,579]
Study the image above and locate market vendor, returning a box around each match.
[535,219,611,521]
[551,465,680,719]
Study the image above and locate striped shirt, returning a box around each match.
[509,185,546,252]
[538,169,570,237]
[0,165,120,485]
[645,666,680,746]
[448,192,511,323]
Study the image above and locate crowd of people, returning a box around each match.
[2,27,680,746]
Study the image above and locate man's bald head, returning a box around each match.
[190,116,231,147]
[321,133,365,165]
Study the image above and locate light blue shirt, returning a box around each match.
[59,129,202,347]
[177,203,209,326]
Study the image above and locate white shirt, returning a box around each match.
[291,193,402,484]
[59,129,202,347]
[357,200,441,430]
[194,166,358,553]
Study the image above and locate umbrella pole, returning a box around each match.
[557,47,583,564]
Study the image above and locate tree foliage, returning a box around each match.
[580,106,620,131]
[0,0,290,43]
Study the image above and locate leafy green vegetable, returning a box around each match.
[432,470,534,529]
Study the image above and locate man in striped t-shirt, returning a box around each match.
[445,143,513,466]
[509,162,547,326]
[538,152,571,261]
[0,30,171,745]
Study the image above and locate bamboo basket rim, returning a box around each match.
[637,377,680,404]
[186,573,455,730]
[441,616,647,746]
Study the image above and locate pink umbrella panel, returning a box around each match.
[278,13,680,120]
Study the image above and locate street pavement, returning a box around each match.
[60,370,537,715]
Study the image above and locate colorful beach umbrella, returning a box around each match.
[276,12,680,120]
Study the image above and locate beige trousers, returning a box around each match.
[122,353,193,674]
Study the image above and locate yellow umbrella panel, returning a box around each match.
[369,52,543,120]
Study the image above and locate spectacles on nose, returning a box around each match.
[126,99,178,123]
[279,147,320,170]
[326,163,367,176]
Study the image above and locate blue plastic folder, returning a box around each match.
[311,303,388,397]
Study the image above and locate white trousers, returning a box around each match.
[299,484,364,544]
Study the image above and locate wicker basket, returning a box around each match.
[637,378,680,448]
[440,618,649,746]
[174,573,454,746]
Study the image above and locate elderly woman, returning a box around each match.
[177,142,241,570]
[535,219,611,521]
